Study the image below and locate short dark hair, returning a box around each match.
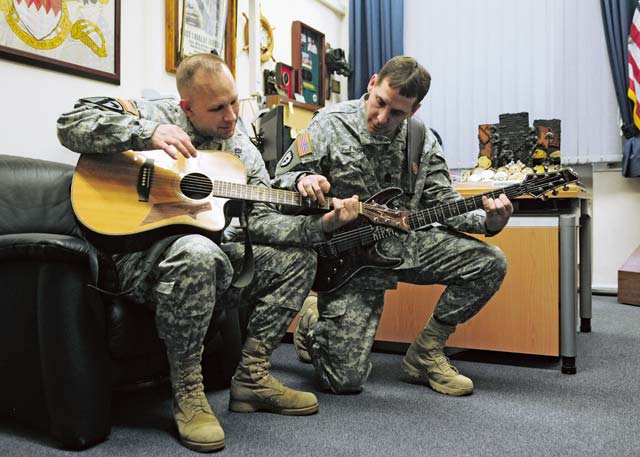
[176,53,227,97]
[377,56,431,104]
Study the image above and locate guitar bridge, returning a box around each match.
[137,159,155,202]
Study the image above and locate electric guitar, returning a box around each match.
[71,150,395,252]
[312,168,580,293]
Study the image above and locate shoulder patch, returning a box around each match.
[78,96,140,117]
[279,150,293,167]
[295,132,313,157]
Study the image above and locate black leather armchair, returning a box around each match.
[0,154,244,450]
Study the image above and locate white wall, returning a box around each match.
[404,0,640,293]
[0,0,348,165]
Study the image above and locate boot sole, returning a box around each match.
[229,399,319,415]
[181,437,225,452]
[401,359,473,396]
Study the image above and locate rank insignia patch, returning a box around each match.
[296,133,313,157]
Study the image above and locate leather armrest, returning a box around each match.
[0,233,98,282]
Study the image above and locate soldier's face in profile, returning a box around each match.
[181,67,239,139]
[365,75,419,137]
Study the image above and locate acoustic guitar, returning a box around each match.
[71,150,395,251]
[312,168,580,293]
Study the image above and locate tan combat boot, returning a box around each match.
[169,351,225,452]
[293,295,319,363]
[229,337,319,415]
[401,315,474,396]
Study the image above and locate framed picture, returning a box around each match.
[0,0,121,84]
[291,21,325,107]
[165,0,236,76]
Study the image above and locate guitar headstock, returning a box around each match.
[521,168,580,199]
[360,202,410,232]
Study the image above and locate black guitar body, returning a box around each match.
[312,188,404,293]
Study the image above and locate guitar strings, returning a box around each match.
[323,173,571,253]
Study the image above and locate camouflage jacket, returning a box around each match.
[56,96,326,246]
[273,96,489,269]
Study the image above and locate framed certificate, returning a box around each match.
[165,0,236,76]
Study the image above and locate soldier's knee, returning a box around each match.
[485,244,508,280]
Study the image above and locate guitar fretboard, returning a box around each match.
[212,180,330,209]
[407,186,525,230]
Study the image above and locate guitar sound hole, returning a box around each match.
[181,173,213,200]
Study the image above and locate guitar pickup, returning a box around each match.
[137,159,155,202]
[314,241,337,258]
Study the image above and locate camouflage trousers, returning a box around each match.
[115,234,317,359]
[309,228,507,394]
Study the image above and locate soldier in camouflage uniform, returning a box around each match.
[56,54,360,452]
[274,56,514,396]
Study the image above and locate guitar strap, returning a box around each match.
[406,117,426,195]
[231,202,255,288]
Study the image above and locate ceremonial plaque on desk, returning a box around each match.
[291,21,325,107]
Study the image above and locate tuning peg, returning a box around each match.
[562,185,569,191]
[552,189,558,196]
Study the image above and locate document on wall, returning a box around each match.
[180,0,227,58]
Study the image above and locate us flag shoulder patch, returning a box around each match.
[296,132,313,157]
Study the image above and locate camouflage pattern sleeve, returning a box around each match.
[234,133,328,246]
[56,97,159,154]
[271,116,331,191]
[418,128,488,234]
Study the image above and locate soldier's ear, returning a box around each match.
[179,99,192,117]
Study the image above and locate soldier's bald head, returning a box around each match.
[176,53,230,98]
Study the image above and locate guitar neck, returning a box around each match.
[212,181,330,210]
[407,184,526,230]
[212,180,381,216]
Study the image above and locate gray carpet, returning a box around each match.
[1,295,639,456]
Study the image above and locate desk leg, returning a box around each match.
[559,214,577,374]
[579,199,592,332]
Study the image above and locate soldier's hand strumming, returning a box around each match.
[151,124,198,159]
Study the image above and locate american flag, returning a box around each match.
[628,5,640,129]
[296,133,313,156]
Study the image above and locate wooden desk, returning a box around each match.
[376,182,592,373]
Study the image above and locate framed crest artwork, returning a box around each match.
[165,0,236,76]
[0,0,121,84]
[291,21,325,107]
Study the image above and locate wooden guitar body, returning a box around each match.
[72,150,246,251]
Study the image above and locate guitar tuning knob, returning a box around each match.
[563,185,569,191]
[552,189,558,196]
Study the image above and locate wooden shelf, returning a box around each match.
[265,95,320,113]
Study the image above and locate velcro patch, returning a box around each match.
[296,132,313,157]
[78,96,140,117]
